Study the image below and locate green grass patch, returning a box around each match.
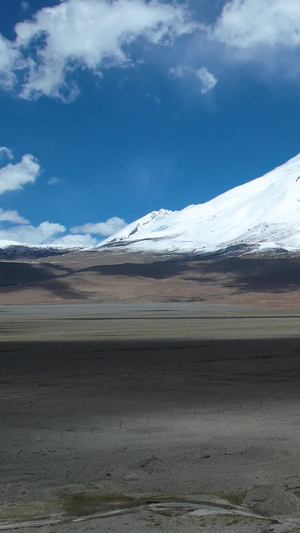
[218,490,248,506]
[60,491,137,516]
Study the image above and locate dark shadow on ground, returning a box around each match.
[78,260,201,280]
[0,262,82,300]
[1,338,300,379]
[1,255,300,299]
[73,256,300,293]
[0,262,72,286]
[189,257,300,293]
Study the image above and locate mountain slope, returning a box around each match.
[0,242,78,260]
[98,154,300,254]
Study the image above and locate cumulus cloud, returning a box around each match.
[0,221,66,245]
[189,0,300,81]
[0,152,66,245]
[0,154,40,194]
[0,208,29,224]
[0,218,100,247]
[0,150,122,247]
[70,217,127,236]
[0,34,21,89]
[1,0,300,98]
[51,233,98,247]
[4,217,126,246]
[211,0,300,49]
[168,0,300,85]
[169,65,217,93]
[6,0,195,100]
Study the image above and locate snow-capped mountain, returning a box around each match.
[0,241,78,259]
[98,154,300,255]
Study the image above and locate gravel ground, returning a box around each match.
[1,304,300,532]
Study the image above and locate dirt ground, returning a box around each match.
[2,249,300,307]
[1,304,300,532]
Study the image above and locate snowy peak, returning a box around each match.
[99,154,300,255]
[99,209,174,246]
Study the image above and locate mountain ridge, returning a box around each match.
[97,153,300,255]
[2,154,300,258]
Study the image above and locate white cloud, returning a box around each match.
[0,218,100,247]
[9,0,194,100]
[51,233,98,247]
[0,36,13,72]
[169,64,217,93]
[0,208,29,224]
[1,0,300,98]
[0,215,127,246]
[211,0,300,49]
[0,149,122,247]
[70,217,127,236]
[197,67,218,93]
[0,221,66,245]
[169,64,188,79]
[0,147,13,160]
[0,154,40,194]
[0,35,19,89]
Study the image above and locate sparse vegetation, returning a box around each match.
[217,490,248,506]
[0,502,50,521]
[60,491,136,516]
[226,517,241,525]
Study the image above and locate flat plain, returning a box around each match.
[1,303,300,532]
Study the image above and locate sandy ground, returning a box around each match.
[1,304,300,532]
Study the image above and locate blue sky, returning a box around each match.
[1,0,300,246]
